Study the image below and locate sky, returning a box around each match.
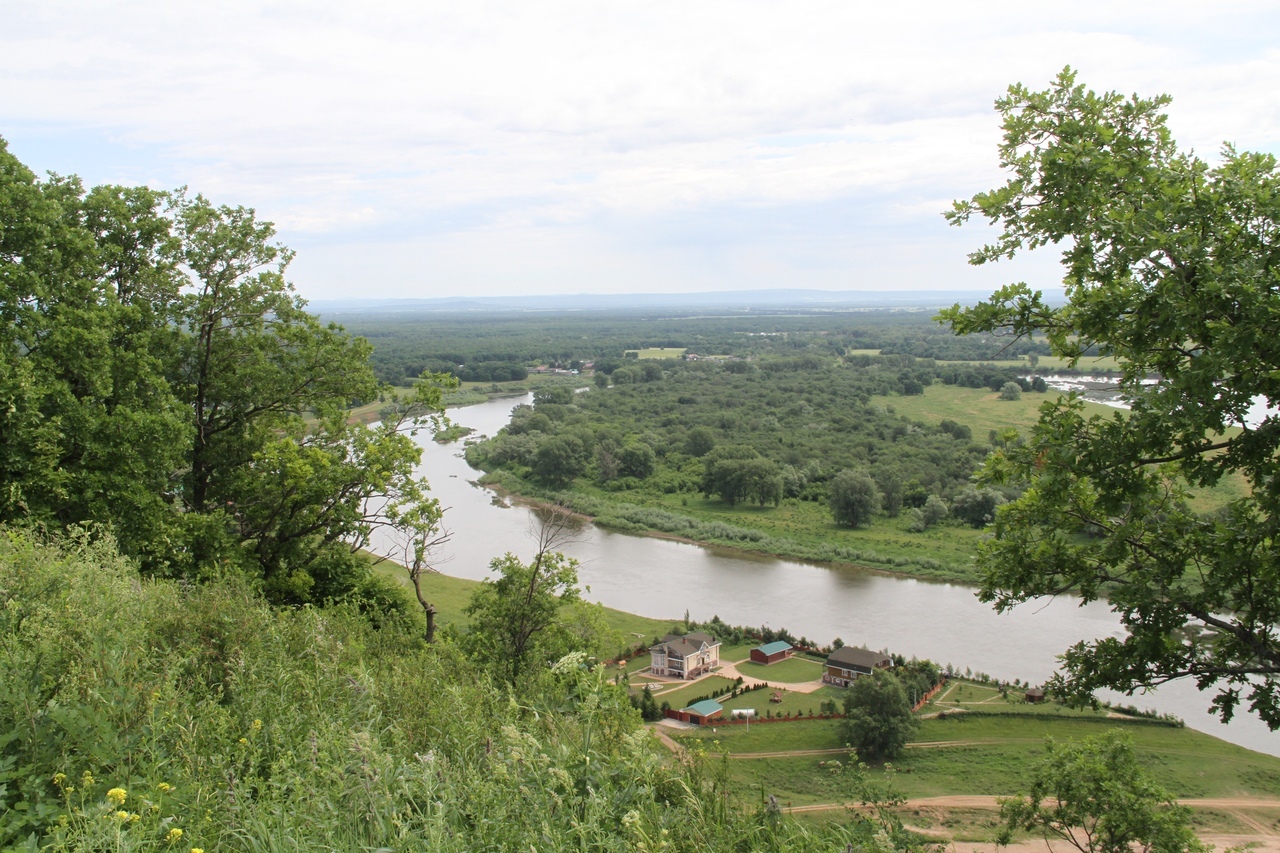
[3,1,1279,302]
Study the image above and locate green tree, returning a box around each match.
[463,509,606,684]
[532,434,587,487]
[950,487,1005,529]
[617,441,656,479]
[998,731,1203,853]
[683,426,716,458]
[0,145,189,566]
[941,68,1280,727]
[829,470,882,528]
[998,381,1022,401]
[838,670,917,761]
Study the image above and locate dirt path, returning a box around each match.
[790,794,1280,850]
[647,727,1280,849]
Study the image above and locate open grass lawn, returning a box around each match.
[919,679,1105,716]
[885,382,1116,439]
[652,676,738,707]
[675,718,846,753]
[673,683,846,719]
[623,347,688,359]
[735,655,824,684]
[699,714,1280,808]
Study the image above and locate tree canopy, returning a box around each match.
[838,670,917,761]
[941,69,1280,728]
[998,731,1203,853]
[0,137,446,604]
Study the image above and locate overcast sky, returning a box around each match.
[4,2,1279,301]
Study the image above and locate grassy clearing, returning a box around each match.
[676,718,847,753]
[886,383,1115,439]
[694,714,1280,808]
[735,655,825,683]
[717,685,844,718]
[625,347,687,359]
[652,676,738,707]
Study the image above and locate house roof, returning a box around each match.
[652,632,720,657]
[826,646,890,670]
[684,699,723,717]
[756,641,793,656]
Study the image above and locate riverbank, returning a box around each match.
[473,465,988,584]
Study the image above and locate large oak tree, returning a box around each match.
[942,69,1280,728]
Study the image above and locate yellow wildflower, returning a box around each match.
[52,773,67,788]
[113,810,130,822]
[107,787,127,806]
[251,719,262,732]
[157,782,173,793]
[166,827,184,842]
[238,737,248,746]
[81,770,95,788]
[129,813,141,822]
[191,848,205,853]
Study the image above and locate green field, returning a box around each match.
[624,347,688,359]
[674,712,1280,806]
[734,655,825,683]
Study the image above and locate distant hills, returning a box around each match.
[309,288,1062,316]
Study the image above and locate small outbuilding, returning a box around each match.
[750,641,794,665]
[1025,686,1046,703]
[680,699,724,725]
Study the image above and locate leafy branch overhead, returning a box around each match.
[940,68,1280,727]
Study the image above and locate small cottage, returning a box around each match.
[750,641,794,665]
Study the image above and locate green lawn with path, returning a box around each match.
[735,655,824,683]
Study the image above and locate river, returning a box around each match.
[406,393,1277,757]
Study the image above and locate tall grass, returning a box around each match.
[0,527,915,851]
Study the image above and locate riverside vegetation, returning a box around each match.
[6,67,1280,850]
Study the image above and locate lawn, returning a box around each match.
[625,347,687,359]
[652,676,738,708]
[735,655,824,684]
[686,713,1280,809]
[718,684,844,718]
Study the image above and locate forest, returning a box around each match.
[322,307,1051,386]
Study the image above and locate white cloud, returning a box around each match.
[3,0,1278,297]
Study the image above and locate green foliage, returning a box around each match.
[950,487,1005,529]
[998,731,1204,853]
[839,671,918,761]
[998,381,1022,401]
[0,527,928,851]
[0,139,449,603]
[829,470,882,528]
[941,69,1280,727]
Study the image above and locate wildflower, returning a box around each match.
[107,787,128,806]
[129,813,141,822]
[81,770,95,788]
[191,848,205,853]
[238,737,248,746]
[251,719,262,732]
[157,782,173,793]
[166,828,184,843]
[113,810,130,822]
[52,773,67,788]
